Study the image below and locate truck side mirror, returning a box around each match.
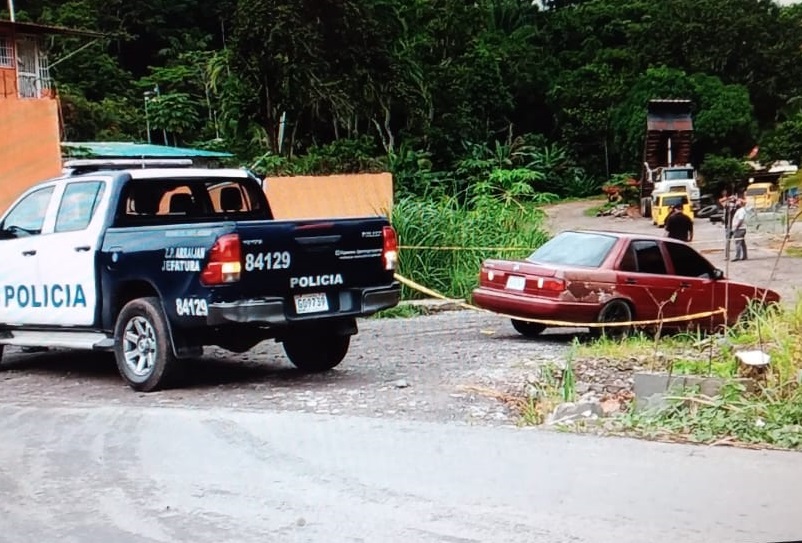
[712,268,724,280]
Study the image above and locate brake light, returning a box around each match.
[382,226,398,271]
[539,278,565,292]
[200,233,242,286]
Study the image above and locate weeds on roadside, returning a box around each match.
[371,304,430,319]
[516,340,581,425]
[618,383,802,449]
[580,297,802,449]
[391,195,549,301]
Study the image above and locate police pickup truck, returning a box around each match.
[0,167,400,391]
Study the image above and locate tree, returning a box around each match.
[611,66,756,172]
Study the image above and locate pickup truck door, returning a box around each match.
[34,179,109,327]
[0,184,58,325]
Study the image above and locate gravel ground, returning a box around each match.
[0,312,582,425]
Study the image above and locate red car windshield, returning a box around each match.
[527,231,618,268]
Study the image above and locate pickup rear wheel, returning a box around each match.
[511,319,547,337]
[114,296,178,392]
[283,334,350,372]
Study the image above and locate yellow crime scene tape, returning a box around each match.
[393,273,727,329]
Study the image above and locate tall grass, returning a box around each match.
[391,195,550,300]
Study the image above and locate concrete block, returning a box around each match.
[632,371,755,412]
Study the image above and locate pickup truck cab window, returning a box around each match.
[55,181,106,233]
[115,177,272,226]
[1,185,55,237]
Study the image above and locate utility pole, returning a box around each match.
[7,0,15,22]
[144,91,154,144]
[155,84,168,145]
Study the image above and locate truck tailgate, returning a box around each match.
[232,217,396,316]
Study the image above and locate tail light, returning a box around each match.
[539,278,565,292]
[382,226,398,271]
[200,233,242,285]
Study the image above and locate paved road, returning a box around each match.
[0,404,800,543]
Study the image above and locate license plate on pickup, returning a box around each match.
[505,275,526,291]
[294,293,329,314]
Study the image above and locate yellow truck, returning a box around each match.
[653,191,694,228]
[744,182,781,211]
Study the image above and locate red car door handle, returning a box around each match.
[625,278,637,284]
[680,282,691,288]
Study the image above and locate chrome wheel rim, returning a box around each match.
[122,316,157,377]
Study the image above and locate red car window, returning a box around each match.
[628,240,667,274]
[619,244,637,272]
[664,242,715,278]
[527,231,617,268]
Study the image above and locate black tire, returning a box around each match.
[113,296,178,392]
[594,299,634,338]
[0,344,5,371]
[511,319,547,337]
[696,204,718,218]
[283,334,350,372]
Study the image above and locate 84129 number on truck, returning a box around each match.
[0,167,401,391]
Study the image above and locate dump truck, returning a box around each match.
[639,100,701,218]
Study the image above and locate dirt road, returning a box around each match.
[543,200,802,302]
[0,310,577,425]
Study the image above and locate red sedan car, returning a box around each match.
[472,230,780,337]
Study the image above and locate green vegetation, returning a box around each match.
[392,195,547,301]
[9,0,802,198]
[371,304,430,320]
[785,246,802,258]
[575,298,802,449]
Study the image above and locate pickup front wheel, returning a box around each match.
[283,334,350,372]
[114,297,178,392]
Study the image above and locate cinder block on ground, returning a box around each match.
[633,372,755,412]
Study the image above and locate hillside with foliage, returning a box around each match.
[6,0,802,198]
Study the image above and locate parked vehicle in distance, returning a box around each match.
[652,191,694,227]
[638,100,702,217]
[0,168,401,391]
[744,182,781,211]
[472,230,780,337]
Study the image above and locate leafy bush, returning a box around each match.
[391,195,549,300]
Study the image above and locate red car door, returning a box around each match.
[614,239,695,325]
[661,241,717,330]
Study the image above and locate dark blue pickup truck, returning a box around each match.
[0,167,400,391]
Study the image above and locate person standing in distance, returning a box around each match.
[731,199,748,261]
[664,203,694,242]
